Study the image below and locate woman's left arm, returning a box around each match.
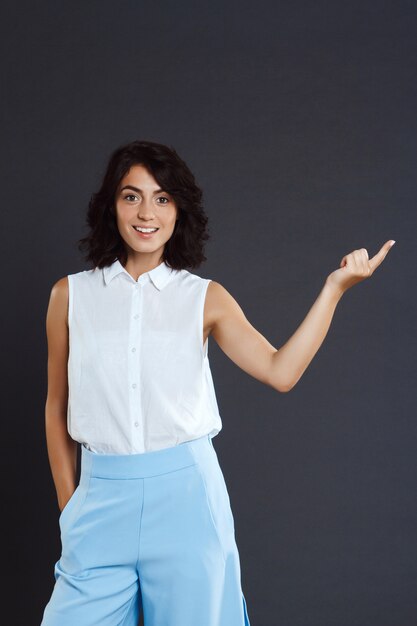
[209,240,395,393]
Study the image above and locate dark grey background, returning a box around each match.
[2,1,416,625]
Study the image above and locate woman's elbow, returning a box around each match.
[266,376,295,393]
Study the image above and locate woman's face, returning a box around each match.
[115,164,178,260]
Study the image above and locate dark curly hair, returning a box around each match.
[78,140,210,270]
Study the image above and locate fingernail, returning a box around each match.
[389,240,396,247]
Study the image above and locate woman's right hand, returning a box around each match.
[58,489,75,513]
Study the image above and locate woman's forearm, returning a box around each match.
[269,240,395,391]
[270,281,344,391]
[45,404,78,511]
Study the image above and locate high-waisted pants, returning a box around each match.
[40,433,251,626]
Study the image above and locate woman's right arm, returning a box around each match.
[45,276,78,513]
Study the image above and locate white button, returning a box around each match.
[132,383,137,389]
[134,314,139,319]
[134,421,139,427]
[131,347,136,352]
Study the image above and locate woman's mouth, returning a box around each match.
[132,225,159,239]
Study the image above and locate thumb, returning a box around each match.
[369,240,396,272]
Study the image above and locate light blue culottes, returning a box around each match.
[40,433,251,626]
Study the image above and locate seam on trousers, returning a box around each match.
[138,461,198,480]
[118,589,138,626]
[136,479,145,570]
[192,460,227,565]
[90,461,198,480]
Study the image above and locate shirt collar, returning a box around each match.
[102,258,175,290]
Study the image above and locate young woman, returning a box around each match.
[40,140,395,626]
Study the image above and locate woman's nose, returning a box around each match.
[137,201,155,219]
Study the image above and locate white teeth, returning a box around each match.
[134,226,158,233]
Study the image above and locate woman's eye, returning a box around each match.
[123,195,169,203]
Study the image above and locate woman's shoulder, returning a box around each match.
[179,269,232,303]
[48,267,97,305]
[180,267,216,286]
[50,275,69,297]
[204,278,242,322]
[47,276,69,327]
[50,267,92,291]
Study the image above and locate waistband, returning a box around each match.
[80,433,215,479]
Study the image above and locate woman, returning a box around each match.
[40,140,395,626]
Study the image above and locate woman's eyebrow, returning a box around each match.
[120,185,165,194]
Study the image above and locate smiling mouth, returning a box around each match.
[132,226,159,233]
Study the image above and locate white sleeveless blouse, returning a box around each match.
[66,258,222,454]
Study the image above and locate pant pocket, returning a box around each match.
[206,439,235,528]
[193,454,236,564]
[58,481,88,534]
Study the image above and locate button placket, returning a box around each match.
[129,283,143,447]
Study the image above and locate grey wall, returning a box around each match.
[2,1,415,625]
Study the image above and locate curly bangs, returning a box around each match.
[78,140,210,270]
